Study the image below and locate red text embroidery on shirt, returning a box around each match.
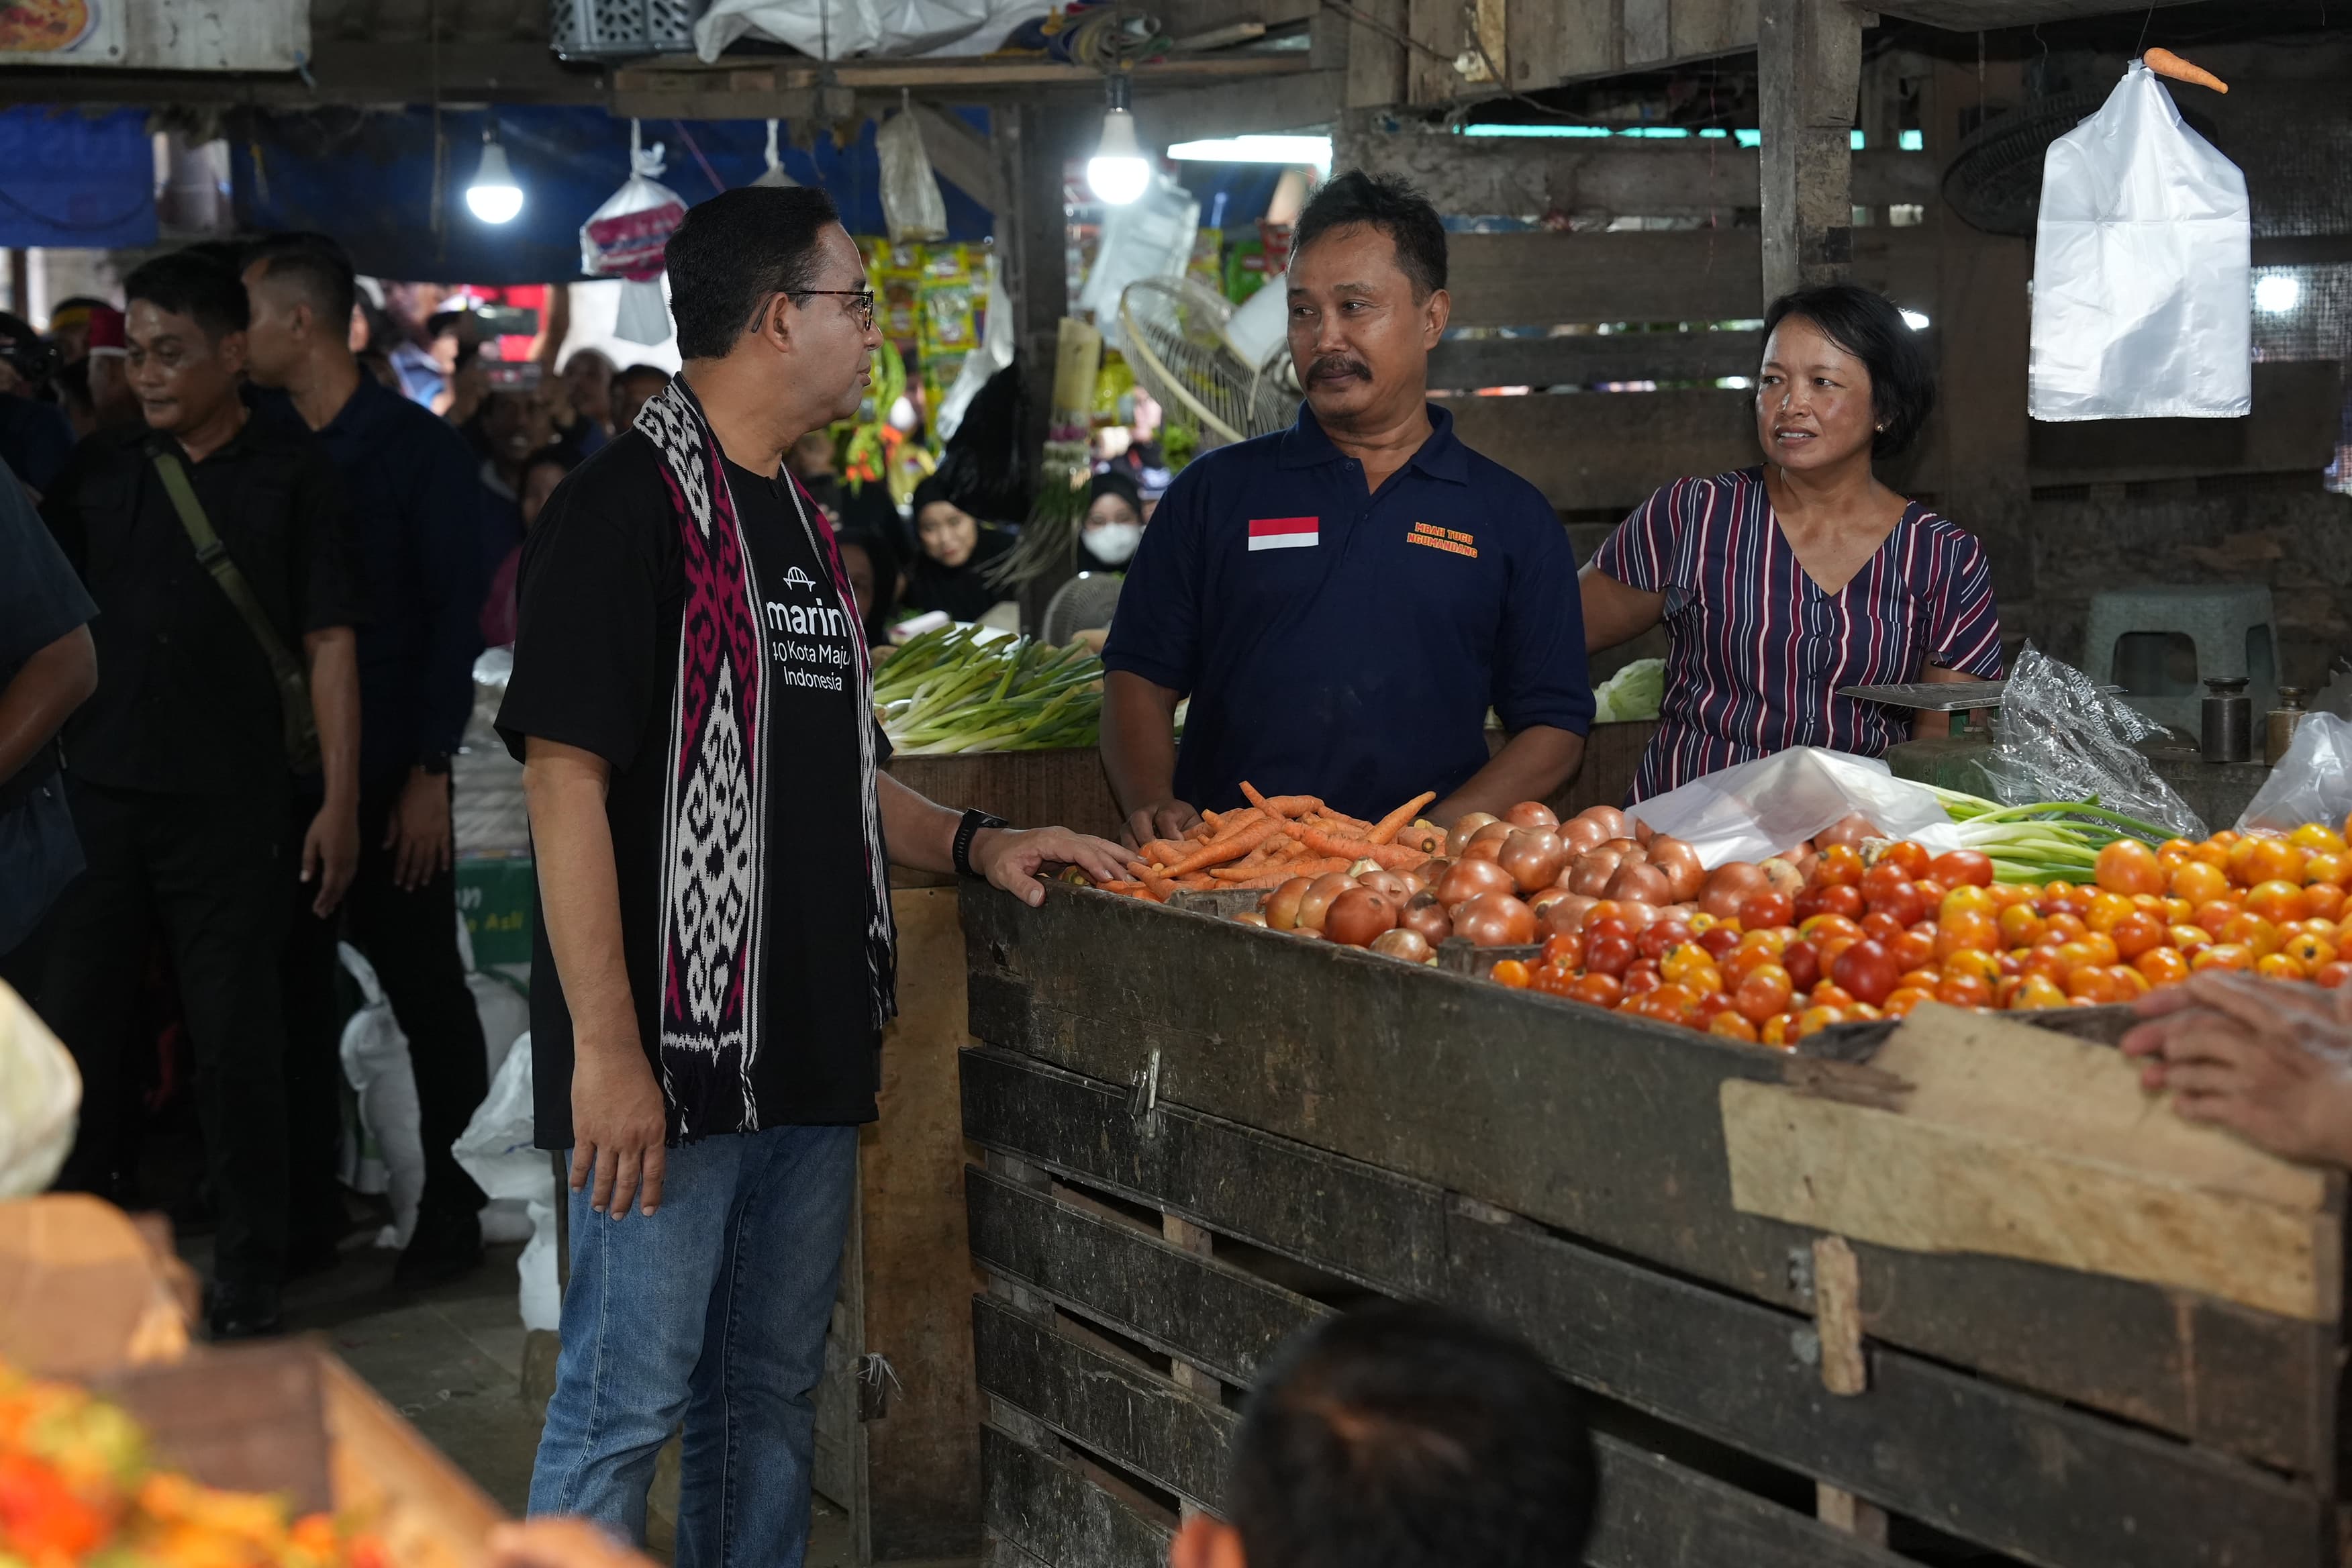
[1407,522,1477,558]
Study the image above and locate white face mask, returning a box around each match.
[1087,521,1142,565]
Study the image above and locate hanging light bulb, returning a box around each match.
[1087,73,1151,207]
[466,123,524,224]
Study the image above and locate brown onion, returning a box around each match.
[1370,927,1434,964]
[1537,892,1596,934]
[1263,877,1312,932]
[1600,837,1644,862]
[1567,849,1623,897]
[1699,861,1767,918]
[1814,814,1883,853]
[1648,836,1705,902]
[1633,817,1656,845]
[1504,801,1560,830]
[1295,872,1358,932]
[1497,829,1569,895]
[1605,861,1672,905]
[1438,856,1516,910]
[1758,857,1806,897]
[1447,812,1501,856]
[1401,892,1454,946]
[1232,911,1269,928]
[1455,891,1538,947]
[1395,868,1429,897]
[1463,834,1506,864]
[1560,816,1608,853]
[1357,868,1414,905]
[1323,887,1399,948]
[1573,805,1628,841]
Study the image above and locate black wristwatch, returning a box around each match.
[419,751,454,777]
[952,809,1009,878]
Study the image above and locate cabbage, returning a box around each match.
[1593,658,1665,724]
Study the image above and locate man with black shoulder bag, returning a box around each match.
[37,251,365,1340]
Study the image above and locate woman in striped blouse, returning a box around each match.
[1580,283,2004,803]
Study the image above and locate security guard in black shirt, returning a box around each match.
[36,251,365,1339]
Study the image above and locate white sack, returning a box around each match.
[453,1037,561,1332]
[1624,748,1955,869]
[933,252,1012,442]
[2028,60,2250,421]
[0,982,79,1199]
[692,0,1048,64]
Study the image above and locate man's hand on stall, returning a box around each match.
[1122,798,1202,852]
[2121,970,2352,1168]
[973,825,1133,907]
[387,765,455,891]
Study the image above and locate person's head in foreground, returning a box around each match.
[1172,1301,1599,1568]
[123,252,250,438]
[1285,171,1450,435]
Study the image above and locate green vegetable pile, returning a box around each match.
[875,624,1104,755]
[1593,658,1665,723]
[1926,787,2178,883]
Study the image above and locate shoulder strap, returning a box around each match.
[150,447,306,686]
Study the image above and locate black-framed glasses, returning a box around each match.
[794,289,876,330]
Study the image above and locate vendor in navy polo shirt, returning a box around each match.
[1101,173,1594,843]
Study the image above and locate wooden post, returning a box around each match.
[1756,0,1864,302]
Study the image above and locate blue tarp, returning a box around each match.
[228,105,995,284]
[0,108,157,250]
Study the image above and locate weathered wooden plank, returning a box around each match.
[1669,0,1759,62]
[1444,226,1933,328]
[1406,0,1459,105]
[1341,0,1408,109]
[981,1529,1055,1568]
[2028,360,2344,485]
[1444,389,1755,513]
[906,104,1006,213]
[1429,330,1762,390]
[1875,0,2202,25]
[887,748,1121,841]
[1622,0,1671,62]
[982,1425,1172,1568]
[966,1167,1330,1385]
[1134,70,1344,146]
[1444,1206,2331,1568]
[959,885,2334,1475]
[961,1047,1449,1298]
[975,1297,1234,1510]
[1757,0,1863,297]
[975,1288,1914,1568]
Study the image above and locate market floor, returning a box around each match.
[178,1232,874,1566]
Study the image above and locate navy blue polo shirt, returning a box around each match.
[1104,403,1594,822]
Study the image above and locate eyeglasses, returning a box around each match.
[794,289,877,330]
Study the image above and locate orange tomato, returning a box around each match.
[1808,983,1858,1012]
[2191,942,2255,972]
[2136,946,2190,986]
[2289,822,2347,854]
[1794,1006,1846,1038]
[1937,973,1994,1008]
[2229,834,2304,889]
[2281,931,2338,969]
[2220,912,2282,957]
[2302,882,2347,922]
[1883,986,1934,1018]
[2044,912,2090,944]
[2010,973,2070,1011]
[1934,911,2000,958]
[2169,924,2214,953]
[1893,929,1937,971]
[2078,931,2120,966]
[2245,879,2306,925]
[1939,885,1996,922]
[2064,965,2119,1002]
[1569,972,1624,1008]
[2083,891,2135,933]
[2109,963,2151,996]
[2187,837,2231,869]
[1943,948,2002,985]
[1707,1010,1761,1042]
[2193,900,2242,939]
[1732,964,1794,1023]
[2255,952,2308,981]
[1490,959,1532,989]
[1799,912,1863,942]
[1816,844,1865,887]
[1998,903,2048,948]
[2108,910,2167,960]
[2319,961,2352,990]
[2168,860,2228,906]
[2095,840,2165,897]
[2304,852,2352,888]
[1881,840,1930,876]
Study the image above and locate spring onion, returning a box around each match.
[1926,787,2180,883]
[875,624,1104,754]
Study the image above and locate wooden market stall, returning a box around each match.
[954,884,2345,1568]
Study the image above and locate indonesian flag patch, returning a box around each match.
[1248,516,1320,551]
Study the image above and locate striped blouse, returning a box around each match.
[1591,467,2004,803]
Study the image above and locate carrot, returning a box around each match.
[1238,783,1322,820]
[1138,838,1189,867]
[1161,819,1284,878]
[2144,47,2226,92]
[1295,826,1427,869]
[1218,857,1349,889]
[1367,792,1438,845]
[1202,807,1268,842]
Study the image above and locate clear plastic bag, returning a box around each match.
[877,109,948,244]
[1079,175,1200,354]
[582,124,687,346]
[2237,713,2352,832]
[2028,60,2250,421]
[1982,644,2206,838]
[1626,748,1954,869]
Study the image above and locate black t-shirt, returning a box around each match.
[496,432,883,1148]
[40,418,367,797]
[904,525,1015,623]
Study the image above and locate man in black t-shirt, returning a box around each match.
[499,186,1125,1564]
[37,252,366,1340]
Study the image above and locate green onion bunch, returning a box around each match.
[1927,787,2182,883]
[875,624,1104,755]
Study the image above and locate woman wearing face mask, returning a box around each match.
[1579,284,2004,802]
[903,475,1016,624]
[1077,469,1146,573]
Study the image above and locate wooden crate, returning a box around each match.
[955,883,2346,1568]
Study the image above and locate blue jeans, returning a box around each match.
[528,1124,859,1567]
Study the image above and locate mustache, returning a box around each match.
[1307,354,1371,382]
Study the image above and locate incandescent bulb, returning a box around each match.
[467,138,524,224]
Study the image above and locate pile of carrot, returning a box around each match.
[1095,783,1444,901]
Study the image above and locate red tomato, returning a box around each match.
[1569,972,1624,1007]
[1540,932,1584,970]
[1936,973,1994,1008]
[1732,964,1794,1023]
[2317,961,2352,989]
[1814,884,1864,919]
[1739,890,1795,930]
[1892,929,1937,971]
[1636,919,1692,961]
[1861,910,1907,944]
[1860,861,1913,905]
[1622,963,1663,995]
[1584,934,1635,977]
[1830,938,1900,1006]
[1867,880,1928,928]
[1881,840,1930,877]
[1929,849,1996,888]
[1783,940,1822,991]
[1698,924,1741,959]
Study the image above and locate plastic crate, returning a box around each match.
[550,0,703,59]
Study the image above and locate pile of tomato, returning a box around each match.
[1485,822,2352,1045]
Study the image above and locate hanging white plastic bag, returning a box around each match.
[877,109,949,244]
[2237,714,2352,833]
[1626,748,1954,869]
[2028,59,2249,421]
[0,981,78,1200]
[582,124,687,348]
[452,1038,560,1332]
[934,252,1011,442]
[753,120,797,188]
[1080,174,1201,354]
[692,0,1050,65]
